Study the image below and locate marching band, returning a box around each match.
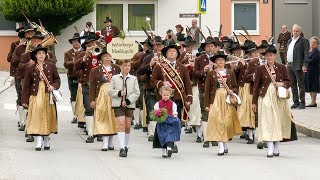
[7,16,298,158]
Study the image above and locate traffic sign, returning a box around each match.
[198,0,207,14]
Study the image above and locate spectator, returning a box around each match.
[80,22,95,44]
[286,24,310,109]
[305,36,320,107]
[164,29,176,46]
[175,24,185,43]
[277,25,291,64]
[189,19,201,46]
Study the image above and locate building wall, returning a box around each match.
[0,36,18,71]
[312,0,320,38]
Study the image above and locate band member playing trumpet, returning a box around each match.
[74,32,100,143]
[22,45,61,151]
[194,37,220,148]
[204,51,242,156]
[64,33,82,124]
[108,60,140,157]
[89,48,121,151]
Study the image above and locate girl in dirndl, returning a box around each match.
[89,48,120,151]
[204,51,242,156]
[21,45,60,151]
[252,45,293,158]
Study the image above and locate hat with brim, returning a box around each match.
[30,45,48,61]
[229,42,242,53]
[200,37,215,50]
[104,17,112,23]
[154,36,164,45]
[68,33,81,44]
[261,45,277,55]
[245,42,258,54]
[257,40,269,49]
[97,47,110,61]
[210,51,228,62]
[161,44,180,59]
[18,31,25,39]
[31,31,45,40]
[15,27,25,32]
[140,38,153,47]
[84,32,99,43]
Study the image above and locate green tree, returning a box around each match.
[0,0,99,35]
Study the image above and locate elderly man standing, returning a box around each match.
[286,24,309,109]
[277,25,291,64]
[190,19,201,47]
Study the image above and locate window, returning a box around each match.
[96,4,123,31]
[128,4,155,31]
[0,12,16,36]
[232,1,259,35]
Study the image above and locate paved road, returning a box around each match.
[0,74,320,180]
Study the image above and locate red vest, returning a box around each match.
[158,99,173,116]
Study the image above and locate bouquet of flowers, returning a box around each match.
[149,108,168,123]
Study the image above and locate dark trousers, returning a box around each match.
[145,89,157,124]
[15,78,22,106]
[82,83,94,116]
[279,51,287,64]
[287,64,305,104]
[199,91,208,122]
[172,99,183,120]
[68,77,78,102]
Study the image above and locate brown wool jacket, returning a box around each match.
[137,53,156,89]
[150,62,193,103]
[130,51,146,77]
[101,25,120,38]
[22,62,61,105]
[7,41,20,76]
[89,64,121,102]
[204,69,238,108]
[193,53,210,92]
[74,51,93,83]
[252,63,291,105]
[244,58,261,94]
[64,49,83,78]
[11,44,27,78]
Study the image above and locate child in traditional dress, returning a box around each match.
[152,86,181,158]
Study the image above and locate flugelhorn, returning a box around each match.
[225,55,259,64]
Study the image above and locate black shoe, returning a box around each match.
[119,148,127,157]
[211,141,218,146]
[192,126,197,132]
[35,147,41,151]
[203,141,210,148]
[247,139,255,144]
[86,136,94,143]
[240,132,248,139]
[306,103,317,107]
[162,154,168,158]
[217,152,225,156]
[185,128,193,134]
[224,149,229,154]
[96,136,103,142]
[108,147,114,151]
[267,154,274,158]
[18,125,25,131]
[18,122,20,127]
[257,142,264,149]
[263,141,268,148]
[298,103,306,109]
[142,127,148,132]
[172,144,178,153]
[26,135,34,142]
[101,148,108,151]
[167,148,172,158]
[71,117,77,124]
[134,124,141,129]
[125,147,129,153]
[44,146,50,150]
[131,121,134,125]
[78,122,85,128]
[291,103,300,109]
[273,153,280,157]
[148,135,154,142]
[196,136,203,143]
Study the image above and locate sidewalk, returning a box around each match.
[0,71,14,94]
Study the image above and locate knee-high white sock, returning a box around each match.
[86,116,94,137]
[133,108,140,125]
[117,132,125,149]
[247,129,254,140]
[108,135,114,147]
[21,109,27,126]
[36,136,42,148]
[201,121,208,141]
[17,106,23,125]
[267,141,274,155]
[71,101,77,117]
[150,121,157,136]
[102,136,109,149]
[162,148,167,155]
[218,142,224,153]
[125,133,130,148]
[43,136,50,147]
[273,141,280,154]
[223,142,228,150]
[196,125,202,137]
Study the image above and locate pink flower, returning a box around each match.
[155,109,162,117]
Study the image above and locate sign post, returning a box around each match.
[198,0,207,14]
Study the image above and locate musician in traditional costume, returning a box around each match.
[64,33,82,124]
[204,51,242,156]
[80,22,94,45]
[151,43,193,153]
[100,17,120,44]
[244,41,267,148]
[10,23,35,131]
[152,86,181,158]
[252,45,292,158]
[194,37,220,148]
[74,32,100,143]
[108,59,140,157]
[21,45,61,151]
[137,36,163,142]
[89,48,120,151]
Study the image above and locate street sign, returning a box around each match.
[179,13,200,18]
[198,0,207,14]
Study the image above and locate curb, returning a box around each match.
[295,121,320,139]
[0,76,15,94]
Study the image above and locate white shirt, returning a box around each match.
[287,36,300,63]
